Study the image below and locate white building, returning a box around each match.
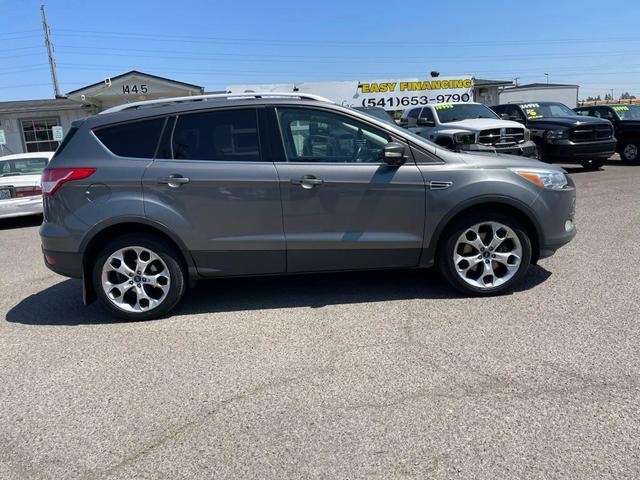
[499,83,580,108]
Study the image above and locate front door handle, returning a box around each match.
[291,175,324,189]
[158,174,190,188]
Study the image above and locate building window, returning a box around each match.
[21,118,60,152]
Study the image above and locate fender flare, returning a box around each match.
[422,194,544,266]
[79,216,196,305]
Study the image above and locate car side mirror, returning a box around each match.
[417,118,435,127]
[383,142,406,166]
[499,113,510,120]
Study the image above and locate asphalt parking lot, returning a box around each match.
[1,158,639,480]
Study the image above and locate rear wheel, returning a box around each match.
[437,211,532,295]
[581,158,606,170]
[93,234,186,320]
[620,141,639,164]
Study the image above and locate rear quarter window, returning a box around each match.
[94,117,166,158]
[53,126,78,158]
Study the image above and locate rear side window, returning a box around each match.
[94,117,165,158]
[408,108,421,119]
[172,109,261,161]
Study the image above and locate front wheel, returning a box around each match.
[437,212,532,296]
[620,141,640,164]
[93,234,186,320]
[580,158,606,170]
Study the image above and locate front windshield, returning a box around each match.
[0,157,48,177]
[434,103,499,123]
[520,102,575,119]
[612,105,640,120]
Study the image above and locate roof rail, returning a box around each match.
[99,91,333,114]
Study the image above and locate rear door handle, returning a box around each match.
[158,174,190,188]
[291,175,324,189]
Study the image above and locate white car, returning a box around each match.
[0,152,54,219]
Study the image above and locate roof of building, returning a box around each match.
[506,82,580,89]
[0,98,93,115]
[474,78,514,87]
[66,70,204,96]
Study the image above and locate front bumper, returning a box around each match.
[545,139,617,160]
[531,178,577,259]
[0,196,43,219]
[459,140,538,158]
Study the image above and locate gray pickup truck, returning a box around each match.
[401,102,538,158]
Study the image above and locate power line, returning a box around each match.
[52,29,640,48]
[50,45,640,64]
[0,29,41,36]
[49,62,640,79]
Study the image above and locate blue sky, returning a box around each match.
[1,0,639,101]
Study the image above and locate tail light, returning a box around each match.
[15,186,43,197]
[41,168,96,196]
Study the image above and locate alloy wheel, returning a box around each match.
[453,222,523,289]
[624,143,638,161]
[100,246,171,313]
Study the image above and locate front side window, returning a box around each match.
[21,118,60,153]
[172,109,260,161]
[94,117,165,158]
[594,108,615,120]
[419,108,435,122]
[408,108,421,120]
[277,108,390,163]
[505,105,524,121]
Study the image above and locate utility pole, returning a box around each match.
[514,77,520,87]
[40,4,63,98]
[544,73,549,85]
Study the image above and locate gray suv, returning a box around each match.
[40,92,577,320]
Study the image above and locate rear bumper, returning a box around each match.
[546,139,617,159]
[42,248,83,278]
[0,196,43,219]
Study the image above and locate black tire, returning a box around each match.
[92,234,186,321]
[530,144,542,161]
[437,211,533,296]
[580,158,606,170]
[620,141,640,164]
[533,140,548,162]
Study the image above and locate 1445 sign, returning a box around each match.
[122,84,148,94]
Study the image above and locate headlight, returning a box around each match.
[523,129,531,142]
[453,132,476,144]
[546,129,568,140]
[509,168,568,190]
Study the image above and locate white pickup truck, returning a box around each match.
[401,102,538,158]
